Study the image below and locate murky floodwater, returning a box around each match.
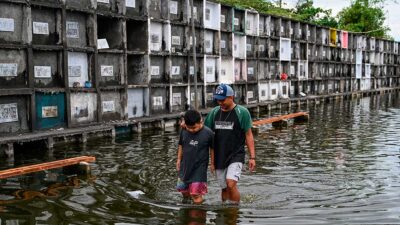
[1,93,400,224]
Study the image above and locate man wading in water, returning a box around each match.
[204,84,256,204]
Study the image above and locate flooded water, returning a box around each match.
[1,93,400,224]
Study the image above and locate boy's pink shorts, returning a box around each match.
[177,182,208,195]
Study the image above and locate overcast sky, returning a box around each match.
[282,0,400,41]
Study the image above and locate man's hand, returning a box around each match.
[249,159,256,172]
[176,160,180,171]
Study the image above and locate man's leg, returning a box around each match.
[221,188,228,202]
[225,163,243,203]
[226,179,240,203]
[191,195,204,204]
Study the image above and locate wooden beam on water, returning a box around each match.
[253,112,309,127]
[0,156,96,179]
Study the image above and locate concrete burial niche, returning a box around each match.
[220,57,234,84]
[65,0,93,10]
[0,96,30,135]
[246,60,257,81]
[101,90,124,121]
[205,84,217,108]
[280,38,291,61]
[245,11,258,36]
[258,82,269,102]
[70,92,97,125]
[125,0,147,17]
[204,1,220,30]
[67,52,90,88]
[150,87,168,114]
[171,86,187,112]
[204,30,219,55]
[33,50,63,88]
[233,8,245,33]
[149,0,169,20]
[258,60,269,80]
[98,53,124,87]
[96,0,123,14]
[247,84,258,104]
[66,11,93,48]
[246,36,256,58]
[128,55,150,85]
[188,57,203,83]
[170,24,185,53]
[149,21,169,53]
[97,15,124,50]
[204,56,218,83]
[289,61,298,78]
[269,38,279,59]
[169,0,186,22]
[233,34,246,59]
[149,55,167,83]
[189,86,203,108]
[220,5,233,32]
[234,59,246,82]
[291,41,299,60]
[280,18,290,38]
[31,6,62,46]
[187,27,203,54]
[300,43,307,60]
[298,60,308,80]
[127,88,149,118]
[269,81,279,100]
[308,25,316,43]
[220,31,232,56]
[188,0,204,27]
[0,2,27,44]
[257,37,267,58]
[232,84,245,104]
[269,60,279,80]
[126,20,148,52]
[35,92,66,130]
[0,49,28,89]
[170,56,187,83]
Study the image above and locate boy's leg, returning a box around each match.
[188,182,207,204]
[191,194,203,204]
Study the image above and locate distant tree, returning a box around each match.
[293,0,338,27]
[337,0,391,38]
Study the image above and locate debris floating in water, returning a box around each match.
[127,190,145,199]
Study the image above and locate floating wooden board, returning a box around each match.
[0,156,95,179]
[253,112,309,127]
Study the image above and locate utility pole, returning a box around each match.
[190,0,198,110]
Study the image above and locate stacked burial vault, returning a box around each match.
[0,0,399,135]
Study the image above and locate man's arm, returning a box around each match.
[209,148,215,175]
[176,145,183,171]
[245,129,256,172]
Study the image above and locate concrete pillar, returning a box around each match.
[160,120,166,130]
[82,133,88,143]
[47,137,54,149]
[111,128,116,139]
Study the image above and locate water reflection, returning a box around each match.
[1,93,400,224]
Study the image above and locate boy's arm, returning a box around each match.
[176,145,183,171]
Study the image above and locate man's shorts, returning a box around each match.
[215,162,243,189]
[176,178,208,195]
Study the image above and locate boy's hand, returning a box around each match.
[176,160,180,171]
[210,164,215,175]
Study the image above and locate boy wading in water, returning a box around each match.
[176,110,215,204]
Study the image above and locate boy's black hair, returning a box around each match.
[184,110,201,126]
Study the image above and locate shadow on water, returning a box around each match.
[1,92,400,224]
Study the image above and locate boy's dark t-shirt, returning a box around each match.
[179,126,214,183]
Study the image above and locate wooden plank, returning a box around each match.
[253,112,309,127]
[0,156,95,179]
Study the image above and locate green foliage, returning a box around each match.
[337,0,390,38]
[217,0,391,39]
